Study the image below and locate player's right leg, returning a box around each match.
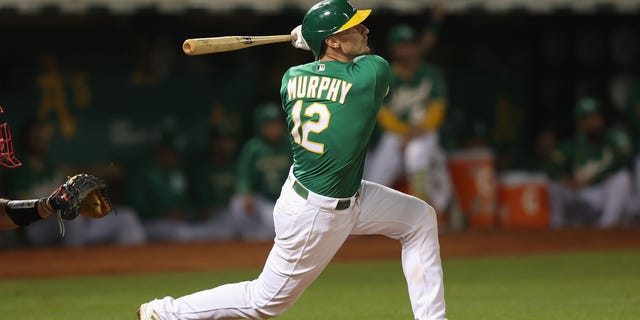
[580,170,633,228]
[138,176,357,320]
[230,195,276,241]
[404,133,437,202]
[352,180,446,320]
[83,207,146,245]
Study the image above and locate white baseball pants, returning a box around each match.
[549,169,632,228]
[145,172,446,320]
[27,206,145,246]
[230,195,276,241]
[366,132,452,212]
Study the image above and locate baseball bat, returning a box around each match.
[183,34,296,55]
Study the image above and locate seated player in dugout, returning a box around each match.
[365,23,453,214]
[185,125,238,241]
[191,125,238,221]
[231,102,292,240]
[128,134,194,242]
[546,97,633,229]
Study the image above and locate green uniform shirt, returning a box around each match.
[129,165,189,220]
[280,55,391,198]
[546,129,632,184]
[235,137,292,201]
[192,159,235,210]
[386,62,446,125]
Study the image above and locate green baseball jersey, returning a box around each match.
[235,136,292,201]
[386,62,446,125]
[280,55,391,198]
[546,129,632,184]
[192,159,235,210]
[128,165,190,220]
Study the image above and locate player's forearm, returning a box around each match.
[0,198,55,230]
[420,100,446,131]
[378,107,411,136]
[0,199,18,229]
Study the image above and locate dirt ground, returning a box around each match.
[0,228,639,279]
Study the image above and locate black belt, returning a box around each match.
[292,180,352,210]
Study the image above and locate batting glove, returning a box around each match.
[290,25,311,51]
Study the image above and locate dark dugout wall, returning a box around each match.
[1,10,639,170]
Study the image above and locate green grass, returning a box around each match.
[0,251,639,319]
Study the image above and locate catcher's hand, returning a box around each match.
[49,174,113,220]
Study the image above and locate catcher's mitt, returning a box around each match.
[49,174,113,220]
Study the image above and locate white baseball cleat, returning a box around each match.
[137,302,161,320]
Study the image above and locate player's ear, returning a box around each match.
[324,36,340,50]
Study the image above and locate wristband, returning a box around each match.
[6,199,42,226]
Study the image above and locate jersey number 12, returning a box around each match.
[291,100,330,154]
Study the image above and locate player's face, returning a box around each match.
[154,144,179,168]
[216,137,236,158]
[579,113,604,140]
[25,122,51,158]
[332,24,371,57]
[391,42,421,63]
[262,120,285,143]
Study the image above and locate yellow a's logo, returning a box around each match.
[36,54,91,139]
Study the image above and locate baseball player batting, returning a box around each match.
[137,1,446,319]
[0,107,112,231]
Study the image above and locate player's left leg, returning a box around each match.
[548,182,578,228]
[139,176,358,320]
[83,206,146,245]
[230,195,276,240]
[352,180,446,320]
[404,133,451,212]
[22,214,87,246]
[255,196,276,239]
[595,170,632,228]
[426,146,452,212]
[143,219,194,242]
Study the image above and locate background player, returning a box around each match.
[138,0,446,319]
[546,97,633,228]
[231,102,292,240]
[366,24,452,214]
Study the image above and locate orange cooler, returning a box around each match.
[497,172,550,229]
[448,148,496,229]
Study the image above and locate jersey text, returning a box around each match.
[287,76,353,105]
